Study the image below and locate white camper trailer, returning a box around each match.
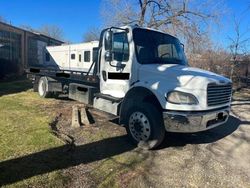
[45,41,99,73]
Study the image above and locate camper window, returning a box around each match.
[84,51,90,62]
[71,53,76,60]
[79,54,82,62]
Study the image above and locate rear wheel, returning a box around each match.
[38,77,52,98]
[125,103,165,150]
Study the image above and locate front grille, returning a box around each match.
[207,83,232,106]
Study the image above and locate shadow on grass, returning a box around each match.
[159,115,245,148]
[0,77,32,97]
[0,135,134,186]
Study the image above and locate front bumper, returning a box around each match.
[163,107,230,133]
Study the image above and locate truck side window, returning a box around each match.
[45,52,50,62]
[113,32,129,62]
[84,51,90,62]
[71,53,75,60]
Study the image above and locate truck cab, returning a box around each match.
[95,25,231,148]
[29,25,232,149]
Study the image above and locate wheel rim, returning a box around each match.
[129,112,151,142]
[38,79,45,96]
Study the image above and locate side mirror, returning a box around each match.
[105,30,113,51]
[104,30,113,62]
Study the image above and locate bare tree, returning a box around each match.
[101,0,224,53]
[82,27,101,42]
[39,25,64,41]
[189,47,231,76]
[228,17,250,80]
[19,24,65,41]
[101,0,137,27]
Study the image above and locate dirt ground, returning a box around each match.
[48,89,250,188]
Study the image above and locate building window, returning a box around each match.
[84,51,90,62]
[45,52,50,61]
[71,53,75,60]
[79,54,81,62]
[0,30,22,78]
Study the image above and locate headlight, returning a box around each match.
[166,91,198,105]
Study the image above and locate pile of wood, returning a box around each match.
[71,105,92,128]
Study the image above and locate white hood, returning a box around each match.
[138,64,231,90]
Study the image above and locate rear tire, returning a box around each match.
[125,103,165,150]
[38,77,52,98]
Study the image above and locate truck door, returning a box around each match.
[99,29,131,98]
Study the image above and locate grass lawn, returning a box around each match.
[0,78,69,187]
[0,78,146,188]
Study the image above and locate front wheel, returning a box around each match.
[125,103,165,150]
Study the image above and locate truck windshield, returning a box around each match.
[133,28,187,65]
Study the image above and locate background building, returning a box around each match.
[0,21,63,79]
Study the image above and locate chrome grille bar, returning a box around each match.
[207,83,232,106]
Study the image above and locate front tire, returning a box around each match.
[125,103,165,150]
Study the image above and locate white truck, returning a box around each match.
[27,25,232,149]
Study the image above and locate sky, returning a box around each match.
[0,0,250,48]
[0,0,102,42]
[215,0,250,50]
